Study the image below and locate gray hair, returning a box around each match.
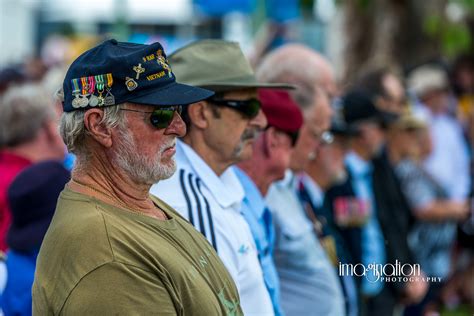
[0,83,55,148]
[256,44,321,116]
[59,104,126,159]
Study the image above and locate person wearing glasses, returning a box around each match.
[254,44,345,316]
[33,39,242,315]
[150,40,291,316]
[233,89,304,316]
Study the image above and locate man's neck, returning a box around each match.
[70,157,165,219]
[352,145,371,162]
[237,160,274,196]
[386,141,402,165]
[182,134,232,176]
[306,168,331,191]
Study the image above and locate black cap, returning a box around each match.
[329,118,359,136]
[63,39,214,112]
[341,90,398,127]
[7,160,70,251]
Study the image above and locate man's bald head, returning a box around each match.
[256,44,337,111]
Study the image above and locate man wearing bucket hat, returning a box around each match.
[33,39,242,315]
[150,40,291,315]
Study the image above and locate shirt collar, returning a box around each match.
[345,151,372,176]
[233,167,266,219]
[298,173,324,208]
[177,140,244,209]
[277,169,297,189]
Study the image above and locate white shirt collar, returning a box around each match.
[177,140,244,209]
[298,173,324,208]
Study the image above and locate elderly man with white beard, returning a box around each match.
[33,39,243,315]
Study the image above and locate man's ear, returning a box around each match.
[263,127,279,157]
[83,109,113,148]
[187,101,211,130]
[375,96,388,112]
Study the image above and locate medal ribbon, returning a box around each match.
[71,79,80,94]
[81,77,88,95]
[106,73,113,88]
[95,75,105,92]
[88,76,95,94]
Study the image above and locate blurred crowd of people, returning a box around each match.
[0,37,473,316]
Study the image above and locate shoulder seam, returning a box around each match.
[96,205,116,261]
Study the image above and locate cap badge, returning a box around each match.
[156,50,173,78]
[133,63,145,80]
[125,77,138,91]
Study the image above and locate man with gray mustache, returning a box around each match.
[150,40,291,316]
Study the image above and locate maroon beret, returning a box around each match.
[258,89,304,133]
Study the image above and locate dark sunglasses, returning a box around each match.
[120,105,183,129]
[208,98,261,119]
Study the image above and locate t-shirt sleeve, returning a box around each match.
[60,262,178,315]
[396,162,436,211]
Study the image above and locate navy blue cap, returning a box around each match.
[63,39,214,112]
[341,90,399,127]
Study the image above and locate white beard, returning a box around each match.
[113,129,176,185]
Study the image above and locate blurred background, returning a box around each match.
[0,1,473,315]
[0,0,473,83]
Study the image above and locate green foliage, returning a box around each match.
[423,1,473,58]
[300,0,314,12]
[442,23,471,57]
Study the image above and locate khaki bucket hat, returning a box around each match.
[169,39,294,92]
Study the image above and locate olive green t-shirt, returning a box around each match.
[32,188,242,315]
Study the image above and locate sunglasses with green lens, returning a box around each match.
[208,98,261,119]
[120,105,183,129]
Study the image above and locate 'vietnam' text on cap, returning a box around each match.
[62,39,214,112]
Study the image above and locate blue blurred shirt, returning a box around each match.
[2,248,39,316]
[346,152,386,296]
[234,167,283,316]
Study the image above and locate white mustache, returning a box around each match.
[159,139,176,153]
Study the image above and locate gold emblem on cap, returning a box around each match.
[133,63,145,80]
[125,77,138,91]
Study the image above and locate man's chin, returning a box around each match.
[238,145,254,162]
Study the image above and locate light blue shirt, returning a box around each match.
[265,170,345,316]
[346,152,386,296]
[234,167,283,316]
[414,105,471,200]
